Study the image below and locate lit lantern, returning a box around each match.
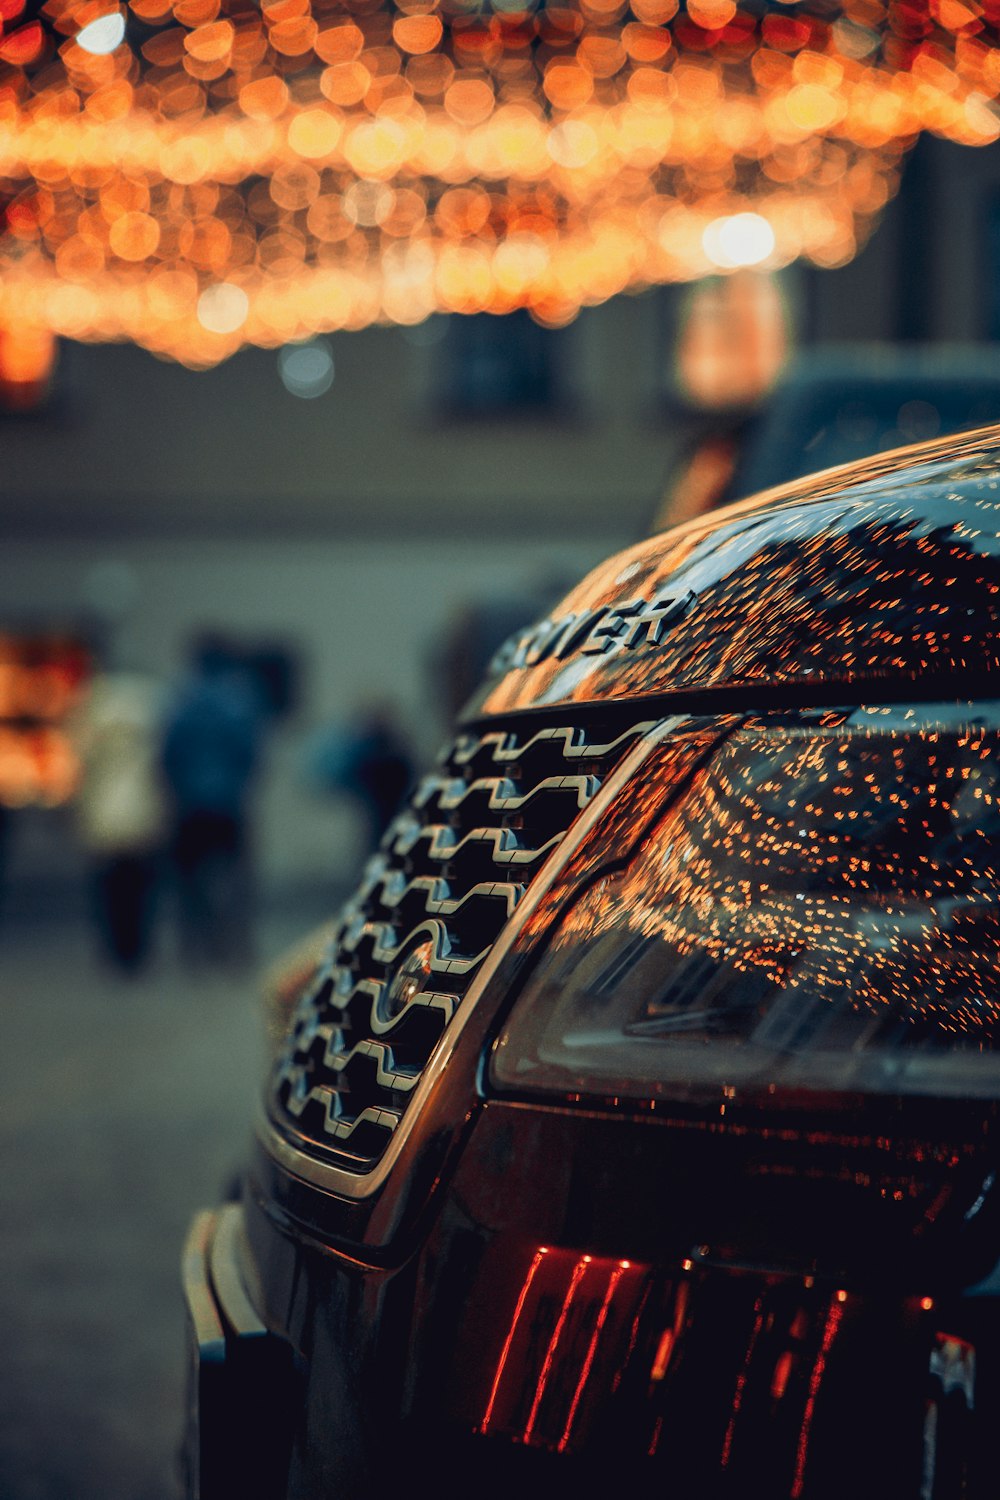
[675,268,791,410]
[0,321,56,406]
[0,0,996,363]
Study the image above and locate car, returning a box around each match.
[184,421,1000,1500]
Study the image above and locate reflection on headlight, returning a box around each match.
[494,705,1000,1102]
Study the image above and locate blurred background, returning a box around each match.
[3,36,1000,1498]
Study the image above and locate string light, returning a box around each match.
[0,0,997,363]
[75,10,126,55]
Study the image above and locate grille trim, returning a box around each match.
[268,719,657,1176]
[260,720,670,1202]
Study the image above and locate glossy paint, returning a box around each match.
[467,426,1000,718]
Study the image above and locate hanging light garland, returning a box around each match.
[0,0,997,364]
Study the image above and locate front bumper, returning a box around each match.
[181,1205,297,1500]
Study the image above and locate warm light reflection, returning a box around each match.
[499,702,1000,1101]
[720,1295,765,1467]
[0,0,997,359]
[791,1296,845,1498]
[477,1245,649,1450]
[523,1253,591,1444]
[557,1260,628,1451]
[479,1245,547,1436]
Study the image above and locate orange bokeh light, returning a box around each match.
[0,0,993,361]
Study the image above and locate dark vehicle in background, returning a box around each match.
[658,344,1000,528]
[186,424,1000,1500]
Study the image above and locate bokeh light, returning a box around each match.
[702,213,777,270]
[278,337,334,398]
[196,282,249,334]
[75,11,126,55]
[0,0,997,362]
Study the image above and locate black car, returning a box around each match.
[185,423,1000,1500]
[658,344,1000,530]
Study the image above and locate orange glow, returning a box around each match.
[108,210,160,260]
[0,0,996,360]
[771,1348,795,1400]
[286,109,342,159]
[0,324,56,403]
[792,1298,845,1499]
[676,271,789,408]
[721,1297,766,1467]
[267,16,317,57]
[128,0,172,18]
[238,74,288,118]
[183,20,233,63]
[523,1254,590,1443]
[479,1247,547,1436]
[393,14,442,55]
[174,0,220,26]
[921,1297,935,1311]
[0,634,90,807]
[687,0,737,28]
[557,1261,628,1451]
[0,21,43,64]
[314,23,364,64]
[443,77,495,125]
[651,1278,690,1382]
[650,1327,674,1381]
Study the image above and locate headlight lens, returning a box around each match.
[492,706,1000,1104]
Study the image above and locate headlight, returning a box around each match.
[492,705,1000,1105]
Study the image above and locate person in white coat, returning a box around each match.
[72,670,167,972]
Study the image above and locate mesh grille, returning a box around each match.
[270,717,652,1171]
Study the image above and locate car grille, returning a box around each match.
[269,717,652,1171]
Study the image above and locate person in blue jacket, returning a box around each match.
[160,633,263,967]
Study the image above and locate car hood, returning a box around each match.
[464,424,1000,719]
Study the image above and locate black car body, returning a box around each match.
[185,424,1000,1500]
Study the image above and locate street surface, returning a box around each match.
[0,908,323,1500]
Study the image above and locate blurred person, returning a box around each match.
[302,700,414,855]
[160,633,264,969]
[72,668,167,973]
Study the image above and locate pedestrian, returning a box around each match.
[72,668,167,973]
[302,700,414,855]
[160,633,263,968]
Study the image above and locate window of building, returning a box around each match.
[438,309,571,417]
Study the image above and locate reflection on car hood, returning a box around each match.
[465,425,1000,719]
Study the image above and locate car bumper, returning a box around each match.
[181,1204,297,1500]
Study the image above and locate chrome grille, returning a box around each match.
[270,718,652,1171]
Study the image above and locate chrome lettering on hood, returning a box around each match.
[490,590,696,677]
